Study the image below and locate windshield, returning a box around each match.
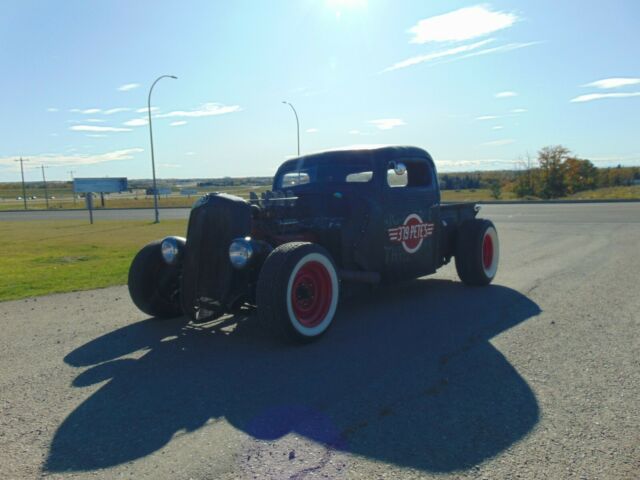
[275,157,374,189]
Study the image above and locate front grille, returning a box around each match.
[181,194,251,320]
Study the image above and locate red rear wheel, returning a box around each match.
[482,234,494,270]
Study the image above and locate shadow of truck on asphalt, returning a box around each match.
[46,279,541,474]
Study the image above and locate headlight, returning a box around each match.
[229,237,254,269]
[161,237,182,265]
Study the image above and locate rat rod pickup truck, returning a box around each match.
[128,146,499,343]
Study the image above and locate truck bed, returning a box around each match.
[440,202,479,226]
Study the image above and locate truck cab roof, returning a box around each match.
[273,145,436,191]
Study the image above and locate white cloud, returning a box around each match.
[367,118,406,130]
[85,118,104,123]
[408,5,518,44]
[570,92,640,103]
[136,106,159,113]
[170,121,187,126]
[495,91,517,98]
[492,125,504,130]
[0,148,143,168]
[118,83,140,91]
[446,41,541,63]
[81,108,101,114]
[86,134,108,138]
[348,129,361,135]
[123,118,148,127]
[582,78,640,89]
[104,107,131,115]
[159,163,181,168]
[185,152,196,156]
[70,125,131,132]
[155,102,241,118]
[511,108,527,113]
[383,39,493,72]
[306,128,318,133]
[46,107,58,112]
[482,139,515,146]
[476,115,499,121]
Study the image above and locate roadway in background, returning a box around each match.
[1,202,639,223]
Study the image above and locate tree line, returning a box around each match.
[439,145,639,199]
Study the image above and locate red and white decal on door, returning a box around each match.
[387,213,435,253]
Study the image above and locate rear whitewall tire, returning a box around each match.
[482,226,499,279]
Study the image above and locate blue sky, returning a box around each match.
[0,0,638,181]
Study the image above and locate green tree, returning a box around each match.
[489,181,502,199]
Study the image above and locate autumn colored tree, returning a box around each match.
[537,145,569,198]
[564,157,597,194]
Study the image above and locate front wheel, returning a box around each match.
[455,219,499,286]
[127,240,182,318]
[257,242,340,343]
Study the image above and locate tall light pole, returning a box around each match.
[14,157,28,210]
[148,74,178,223]
[282,101,300,156]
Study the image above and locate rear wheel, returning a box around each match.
[257,242,339,343]
[128,241,182,318]
[455,219,499,286]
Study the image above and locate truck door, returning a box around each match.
[382,158,440,280]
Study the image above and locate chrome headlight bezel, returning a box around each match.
[229,237,254,269]
[160,237,184,265]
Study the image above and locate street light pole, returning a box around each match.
[14,157,28,210]
[282,101,300,156]
[41,165,49,209]
[148,74,178,224]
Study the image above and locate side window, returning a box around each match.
[387,159,432,188]
[387,168,408,187]
[281,172,310,187]
[347,171,373,183]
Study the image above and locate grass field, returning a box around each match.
[564,185,640,200]
[1,220,187,302]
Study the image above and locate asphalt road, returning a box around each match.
[1,202,639,222]
[1,204,639,479]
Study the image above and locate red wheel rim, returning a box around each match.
[482,233,494,269]
[290,261,333,328]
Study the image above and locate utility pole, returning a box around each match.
[69,170,76,205]
[41,165,50,209]
[14,157,28,210]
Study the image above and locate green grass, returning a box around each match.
[0,219,187,302]
[564,185,640,200]
[441,189,519,202]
